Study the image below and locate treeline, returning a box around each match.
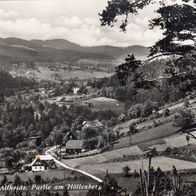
[0,101,117,149]
[87,74,189,109]
[87,57,196,111]
[0,71,35,96]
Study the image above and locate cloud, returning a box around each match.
[0,1,164,47]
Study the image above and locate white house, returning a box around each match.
[30,154,54,172]
[73,87,80,95]
[31,159,46,172]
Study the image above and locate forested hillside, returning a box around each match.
[0,71,35,96]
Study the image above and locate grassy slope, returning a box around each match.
[114,122,179,149]
[82,97,124,113]
[79,157,196,175]
[62,146,143,168]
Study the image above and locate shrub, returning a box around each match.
[34,174,42,184]
[173,108,194,130]
[163,108,170,117]
[127,104,143,119]
[184,100,191,108]
[14,175,22,186]
[152,120,159,127]
[122,165,131,177]
[128,122,137,135]
[141,101,158,118]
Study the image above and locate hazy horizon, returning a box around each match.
[0,36,152,48]
[0,0,167,47]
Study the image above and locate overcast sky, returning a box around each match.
[0,0,166,47]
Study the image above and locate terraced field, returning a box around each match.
[62,145,143,168]
[79,157,196,175]
[113,115,174,135]
[82,97,124,113]
[114,122,179,149]
[164,130,196,148]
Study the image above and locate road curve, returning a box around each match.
[45,146,103,183]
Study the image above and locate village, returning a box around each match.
[1,79,196,195]
[0,0,195,195]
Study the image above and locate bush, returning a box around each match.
[14,175,22,186]
[34,174,42,184]
[163,108,170,117]
[127,104,143,119]
[152,120,159,127]
[184,100,191,108]
[128,122,137,135]
[122,165,131,177]
[141,101,158,118]
[173,108,194,130]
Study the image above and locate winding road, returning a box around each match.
[45,146,103,183]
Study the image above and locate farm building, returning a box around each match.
[63,131,78,143]
[30,154,56,172]
[31,158,47,172]
[65,140,84,154]
[82,120,104,130]
[73,87,80,94]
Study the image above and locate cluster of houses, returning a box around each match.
[24,120,104,172]
[56,93,98,103]
[61,120,104,156]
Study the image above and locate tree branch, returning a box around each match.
[146,72,187,82]
[140,52,184,68]
[186,132,196,140]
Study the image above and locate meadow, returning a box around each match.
[62,145,144,168]
[82,97,124,113]
[79,157,196,176]
[114,122,180,149]
[33,66,113,81]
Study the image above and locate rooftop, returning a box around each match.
[66,140,84,150]
[82,120,103,128]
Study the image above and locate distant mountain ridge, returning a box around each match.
[0,37,149,63]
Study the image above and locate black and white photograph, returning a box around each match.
[0,0,196,195]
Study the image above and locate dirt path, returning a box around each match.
[45,146,103,183]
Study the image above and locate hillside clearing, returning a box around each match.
[114,122,179,149]
[82,97,124,113]
[79,157,196,175]
[62,145,143,168]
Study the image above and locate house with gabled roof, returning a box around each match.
[31,158,47,172]
[63,130,80,146]
[30,154,56,172]
[31,155,47,172]
[82,120,104,130]
[65,140,84,154]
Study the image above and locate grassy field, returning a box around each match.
[138,139,166,151]
[33,67,113,81]
[137,130,196,152]
[113,115,174,135]
[82,97,124,113]
[62,145,143,168]
[0,167,94,196]
[45,96,125,114]
[0,166,95,184]
[114,122,180,149]
[164,130,196,148]
[79,157,196,176]
[106,173,196,194]
[61,122,181,172]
